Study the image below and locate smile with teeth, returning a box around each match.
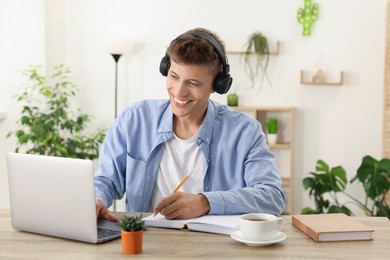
[174,97,191,105]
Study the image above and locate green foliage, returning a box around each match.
[227,93,239,107]
[117,215,146,232]
[266,118,279,134]
[351,156,390,217]
[7,64,106,160]
[302,160,352,216]
[242,32,270,90]
[297,0,319,36]
[302,157,390,219]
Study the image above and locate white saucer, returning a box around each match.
[230,231,287,247]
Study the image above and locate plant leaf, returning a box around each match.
[316,159,329,173]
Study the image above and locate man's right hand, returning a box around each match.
[96,199,120,222]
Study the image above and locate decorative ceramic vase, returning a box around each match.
[121,230,143,254]
[267,134,278,145]
[227,93,239,106]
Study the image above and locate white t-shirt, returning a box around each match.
[147,131,206,211]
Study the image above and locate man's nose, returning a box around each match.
[173,81,188,96]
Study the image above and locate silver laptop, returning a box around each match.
[6,152,121,243]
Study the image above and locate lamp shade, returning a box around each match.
[99,35,135,55]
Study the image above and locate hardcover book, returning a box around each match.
[292,213,374,242]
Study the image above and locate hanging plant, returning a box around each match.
[242,31,271,90]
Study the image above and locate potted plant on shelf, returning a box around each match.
[117,215,146,254]
[227,93,239,106]
[242,31,271,90]
[266,118,278,145]
[227,83,242,106]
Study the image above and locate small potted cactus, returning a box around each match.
[117,215,146,254]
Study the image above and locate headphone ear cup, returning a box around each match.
[159,55,171,76]
[213,73,233,94]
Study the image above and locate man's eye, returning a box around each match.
[189,81,200,86]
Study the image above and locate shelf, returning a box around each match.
[230,106,293,112]
[0,112,6,120]
[231,106,295,214]
[300,70,344,86]
[226,41,280,55]
[269,143,291,149]
[281,177,290,187]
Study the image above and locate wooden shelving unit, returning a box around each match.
[231,106,295,214]
[300,70,344,86]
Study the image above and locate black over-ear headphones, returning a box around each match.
[159,31,233,94]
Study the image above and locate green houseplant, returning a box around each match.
[242,31,271,90]
[7,64,105,159]
[227,93,239,106]
[302,156,390,219]
[266,118,278,134]
[117,215,146,254]
[266,118,278,145]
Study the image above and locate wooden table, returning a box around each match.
[0,209,389,259]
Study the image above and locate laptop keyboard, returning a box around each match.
[98,228,121,239]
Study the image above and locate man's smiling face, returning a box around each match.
[166,59,215,122]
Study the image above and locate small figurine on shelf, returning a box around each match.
[312,69,326,84]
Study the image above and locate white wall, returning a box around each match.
[0,0,45,208]
[0,0,386,214]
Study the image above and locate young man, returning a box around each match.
[95,28,285,221]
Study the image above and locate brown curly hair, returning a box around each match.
[166,28,225,74]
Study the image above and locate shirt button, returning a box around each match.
[205,186,209,191]
[206,138,210,142]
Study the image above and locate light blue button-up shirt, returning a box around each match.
[95,99,286,215]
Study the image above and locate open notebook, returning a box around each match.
[143,214,241,235]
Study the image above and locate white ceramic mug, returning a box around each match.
[239,213,286,241]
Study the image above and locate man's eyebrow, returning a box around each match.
[169,71,202,82]
[169,70,178,76]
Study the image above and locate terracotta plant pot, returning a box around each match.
[121,230,143,254]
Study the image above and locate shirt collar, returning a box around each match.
[157,99,216,145]
[157,101,174,134]
[197,100,215,144]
